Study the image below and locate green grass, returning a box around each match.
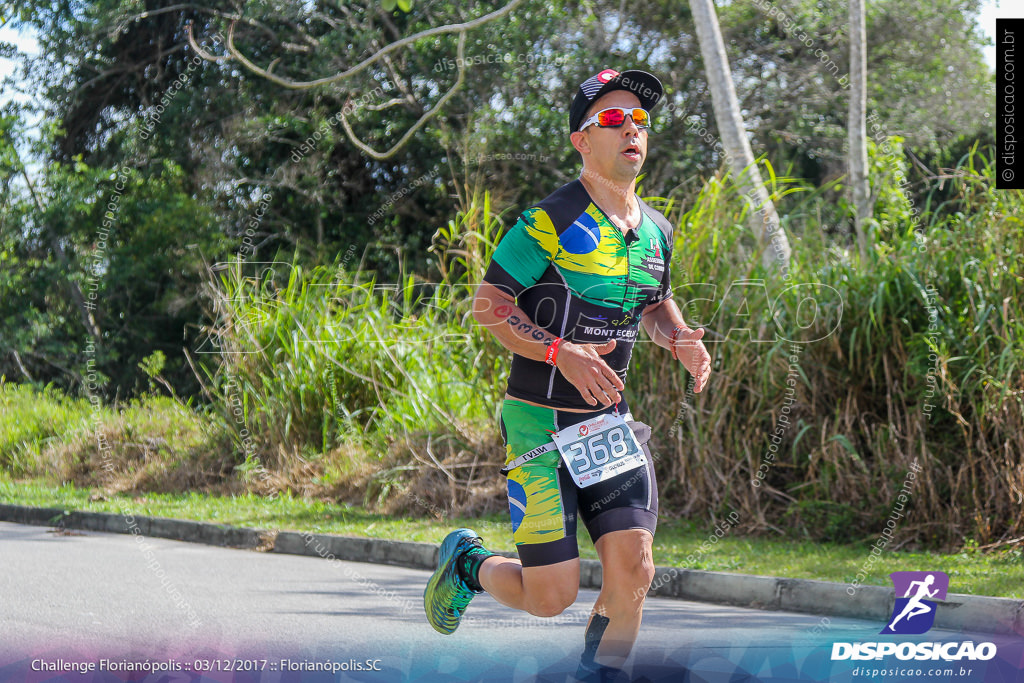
[0,379,94,473]
[0,379,221,491]
[1,475,1020,600]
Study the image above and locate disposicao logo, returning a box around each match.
[831,571,997,663]
[882,571,948,635]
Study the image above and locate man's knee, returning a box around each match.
[524,581,578,617]
[615,554,655,602]
[634,553,656,590]
[521,558,579,617]
[524,577,581,618]
[597,530,656,602]
[526,592,577,617]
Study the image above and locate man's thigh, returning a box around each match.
[502,399,582,567]
[577,453,658,545]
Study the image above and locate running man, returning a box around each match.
[424,68,712,682]
[887,574,939,631]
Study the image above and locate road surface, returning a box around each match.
[0,521,1020,682]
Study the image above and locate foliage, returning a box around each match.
[2,149,1021,550]
[8,0,995,290]
[0,113,229,394]
[627,147,1024,549]
[0,377,217,490]
[192,190,508,506]
[1,0,1014,550]
[718,0,993,183]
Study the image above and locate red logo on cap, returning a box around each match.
[597,69,619,83]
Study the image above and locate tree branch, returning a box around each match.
[363,97,409,111]
[201,0,523,90]
[129,4,278,40]
[336,32,466,161]
[186,22,230,62]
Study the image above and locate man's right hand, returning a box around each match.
[555,340,624,407]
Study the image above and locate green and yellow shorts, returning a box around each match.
[499,398,658,567]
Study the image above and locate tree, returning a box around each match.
[0,104,228,394]
[5,0,996,398]
[187,1,524,161]
[689,0,792,274]
[0,113,101,345]
[848,0,869,261]
[715,0,993,187]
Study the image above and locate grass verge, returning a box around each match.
[1,476,1020,600]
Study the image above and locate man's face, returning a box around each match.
[576,90,648,182]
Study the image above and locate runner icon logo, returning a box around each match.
[881,571,950,635]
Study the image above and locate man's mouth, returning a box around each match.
[622,144,641,161]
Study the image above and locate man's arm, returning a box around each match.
[472,282,625,407]
[641,298,712,393]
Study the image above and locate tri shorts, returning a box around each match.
[499,397,659,568]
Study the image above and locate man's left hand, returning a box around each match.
[673,327,711,393]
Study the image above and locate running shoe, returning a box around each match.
[423,527,484,634]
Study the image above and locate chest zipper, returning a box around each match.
[617,227,635,313]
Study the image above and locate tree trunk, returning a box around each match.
[849,0,871,261]
[689,0,792,275]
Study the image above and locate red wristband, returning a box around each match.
[670,325,687,361]
[545,337,562,366]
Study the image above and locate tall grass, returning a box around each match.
[631,148,1024,549]
[0,377,217,492]
[192,147,1022,550]
[195,190,510,511]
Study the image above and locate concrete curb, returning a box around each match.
[2,503,1020,635]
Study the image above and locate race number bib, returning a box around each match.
[551,413,646,488]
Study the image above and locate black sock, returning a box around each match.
[580,613,610,667]
[456,540,494,592]
[575,614,626,682]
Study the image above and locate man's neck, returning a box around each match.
[578,168,636,215]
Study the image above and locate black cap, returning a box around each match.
[568,68,664,134]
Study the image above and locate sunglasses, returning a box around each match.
[579,107,651,131]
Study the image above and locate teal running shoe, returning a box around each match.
[423,528,484,634]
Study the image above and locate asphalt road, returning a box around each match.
[0,521,1020,682]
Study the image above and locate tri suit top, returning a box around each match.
[482,179,674,411]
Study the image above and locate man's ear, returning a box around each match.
[570,130,590,155]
